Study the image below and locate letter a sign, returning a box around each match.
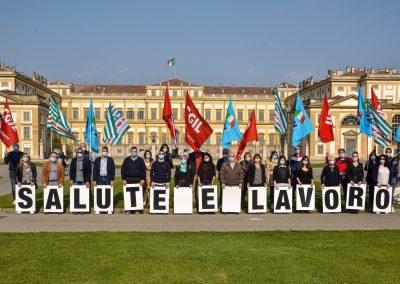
[185,92,213,150]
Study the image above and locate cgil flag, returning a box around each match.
[367,100,392,148]
[221,98,242,148]
[84,100,99,153]
[292,94,314,147]
[47,96,77,140]
[162,86,177,142]
[167,58,176,67]
[236,109,258,160]
[370,87,391,147]
[318,90,334,143]
[103,103,130,145]
[185,91,213,150]
[357,86,372,137]
[274,88,288,135]
[0,99,19,147]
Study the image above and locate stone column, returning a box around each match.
[62,138,66,155]
[284,141,288,158]
[305,140,309,157]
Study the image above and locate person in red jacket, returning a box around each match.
[334,148,352,193]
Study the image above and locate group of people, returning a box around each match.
[4,142,398,213]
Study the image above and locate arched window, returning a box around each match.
[341,115,359,126]
[392,114,400,141]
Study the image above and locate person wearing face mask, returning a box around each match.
[320,155,341,189]
[121,146,146,188]
[150,150,172,188]
[42,152,64,189]
[159,143,174,169]
[365,151,378,209]
[143,150,154,204]
[197,153,216,187]
[266,151,279,209]
[4,143,24,204]
[334,148,352,192]
[174,152,194,188]
[346,151,364,213]
[296,156,314,186]
[80,142,90,160]
[246,154,266,188]
[93,146,115,187]
[220,151,245,210]
[216,148,229,190]
[16,153,37,189]
[239,151,252,209]
[69,147,92,188]
[375,154,391,214]
[290,146,304,190]
[272,156,291,212]
[386,147,398,209]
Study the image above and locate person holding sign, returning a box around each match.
[240,152,252,209]
[16,153,37,188]
[174,152,194,188]
[365,151,379,209]
[197,152,216,186]
[42,152,64,188]
[121,146,146,187]
[266,151,278,209]
[150,150,172,188]
[346,151,364,213]
[4,143,23,204]
[296,156,314,186]
[335,148,352,194]
[386,147,398,210]
[246,154,266,187]
[320,155,340,188]
[93,146,115,187]
[376,154,391,214]
[70,148,91,188]
[272,156,291,212]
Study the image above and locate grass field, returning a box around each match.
[1,178,399,211]
[0,231,399,283]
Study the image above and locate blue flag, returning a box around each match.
[221,98,242,148]
[292,94,314,147]
[395,124,400,142]
[84,100,99,153]
[357,86,372,137]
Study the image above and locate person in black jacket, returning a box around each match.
[151,150,172,187]
[320,155,341,188]
[273,156,291,187]
[246,154,266,187]
[93,146,115,187]
[16,153,37,188]
[197,153,216,186]
[69,147,91,188]
[296,156,314,186]
[346,151,364,213]
[365,151,378,209]
[4,143,24,203]
[160,143,174,168]
[121,146,146,187]
[174,152,194,188]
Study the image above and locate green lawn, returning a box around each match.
[0,231,399,283]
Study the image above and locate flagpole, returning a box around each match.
[173,65,176,79]
[51,130,53,152]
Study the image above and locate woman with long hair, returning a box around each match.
[16,153,37,188]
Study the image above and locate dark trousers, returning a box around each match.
[341,179,348,208]
[269,186,274,211]
[9,170,17,200]
[368,184,375,209]
[97,176,110,185]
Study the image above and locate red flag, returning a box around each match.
[371,87,384,115]
[185,92,213,150]
[162,86,176,141]
[0,99,19,147]
[236,110,258,160]
[318,91,334,143]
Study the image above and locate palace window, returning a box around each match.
[205,109,211,120]
[268,133,275,145]
[215,133,222,146]
[95,109,101,120]
[137,110,144,120]
[127,109,134,119]
[247,110,252,120]
[138,132,145,144]
[341,115,359,126]
[237,110,243,121]
[151,90,157,96]
[151,108,157,120]
[268,110,274,122]
[22,111,31,122]
[172,108,178,120]
[317,144,324,155]
[172,90,178,97]
[337,86,344,92]
[216,110,222,121]
[73,109,79,120]
[258,133,265,145]
[83,108,89,119]
[259,110,265,122]
[23,127,30,139]
[193,90,199,97]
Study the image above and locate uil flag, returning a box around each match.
[236,110,258,160]
[370,87,391,147]
[0,99,19,147]
[395,124,400,143]
[162,86,176,142]
[357,86,372,137]
[84,100,99,153]
[221,98,242,148]
[292,94,314,147]
[185,92,213,150]
[318,91,334,143]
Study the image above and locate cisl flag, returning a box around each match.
[0,99,19,147]
[185,92,213,150]
[162,86,176,142]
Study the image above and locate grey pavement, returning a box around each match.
[0,212,399,232]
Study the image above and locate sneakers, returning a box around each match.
[13,200,16,205]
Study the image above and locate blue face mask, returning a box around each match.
[371,156,376,161]
[13,145,19,151]
[102,152,108,157]
[131,152,137,158]
[245,157,251,162]
[339,153,345,158]
[158,154,165,160]
[180,165,187,173]
[229,157,235,162]
[223,154,228,158]
[204,157,210,163]
[380,159,385,164]
[181,159,187,165]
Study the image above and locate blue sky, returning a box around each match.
[1,0,399,86]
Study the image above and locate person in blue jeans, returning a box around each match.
[93,146,115,187]
[4,143,24,204]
